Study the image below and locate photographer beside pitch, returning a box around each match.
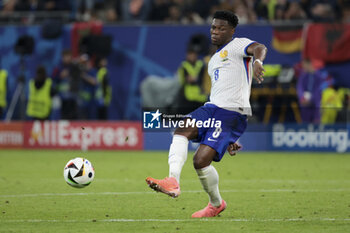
[146,10,267,218]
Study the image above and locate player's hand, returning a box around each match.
[253,61,265,84]
[227,142,242,156]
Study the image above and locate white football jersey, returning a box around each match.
[207,37,255,116]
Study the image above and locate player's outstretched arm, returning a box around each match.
[246,43,268,84]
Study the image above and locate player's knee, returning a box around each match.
[193,156,208,169]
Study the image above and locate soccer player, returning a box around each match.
[146,10,267,218]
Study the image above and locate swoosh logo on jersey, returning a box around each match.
[208,138,217,142]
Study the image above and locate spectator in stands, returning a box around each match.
[296,59,330,123]
[300,0,312,18]
[219,0,257,24]
[26,65,55,120]
[233,0,257,24]
[1,0,16,13]
[310,0,339,22]
[254,0,311,22]
[148,0,171,22]
[181,8,205,24]
[78,54,97,119]
[342,0,350,22]
[175,47,207,114]
[13,0,70,11]
[54,0,71,11]
[254,0,270,21]
[165,3,182,23]
[74,0,95,21]
[100,0,122,22]
[14,0,46,11]
[3,0,350,23]
[205,4,221,24]
[104,8,118,22]
[285,0,307,20]
[41,0,56,11]
[336,88,350,122]
[53,49,79,120]
[0,68,8,119]
[191,0,220,21]
[121,0,152,22]
[95,57,112,120]
[321,85,342,124]
[202,45,216,95]
[275,0,289,20]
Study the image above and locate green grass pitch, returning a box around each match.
[0,150,350,233]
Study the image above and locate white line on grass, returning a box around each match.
[1,189,350,198]
[1,218,350,223]
[94,179,350,184]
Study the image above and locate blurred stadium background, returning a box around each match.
[1,1,350,232]
[1,0,350,152]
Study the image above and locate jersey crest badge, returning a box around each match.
[219,50,228,62]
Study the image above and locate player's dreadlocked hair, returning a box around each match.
[213,11,239,28]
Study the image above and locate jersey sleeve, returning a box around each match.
[233,38,256,57]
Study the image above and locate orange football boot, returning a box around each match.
[145,177,180,198]
[191,200,227,218]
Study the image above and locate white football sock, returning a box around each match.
[168,134,189,184]
[196,165,222,207]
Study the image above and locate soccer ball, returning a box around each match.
[63,157,95,188]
